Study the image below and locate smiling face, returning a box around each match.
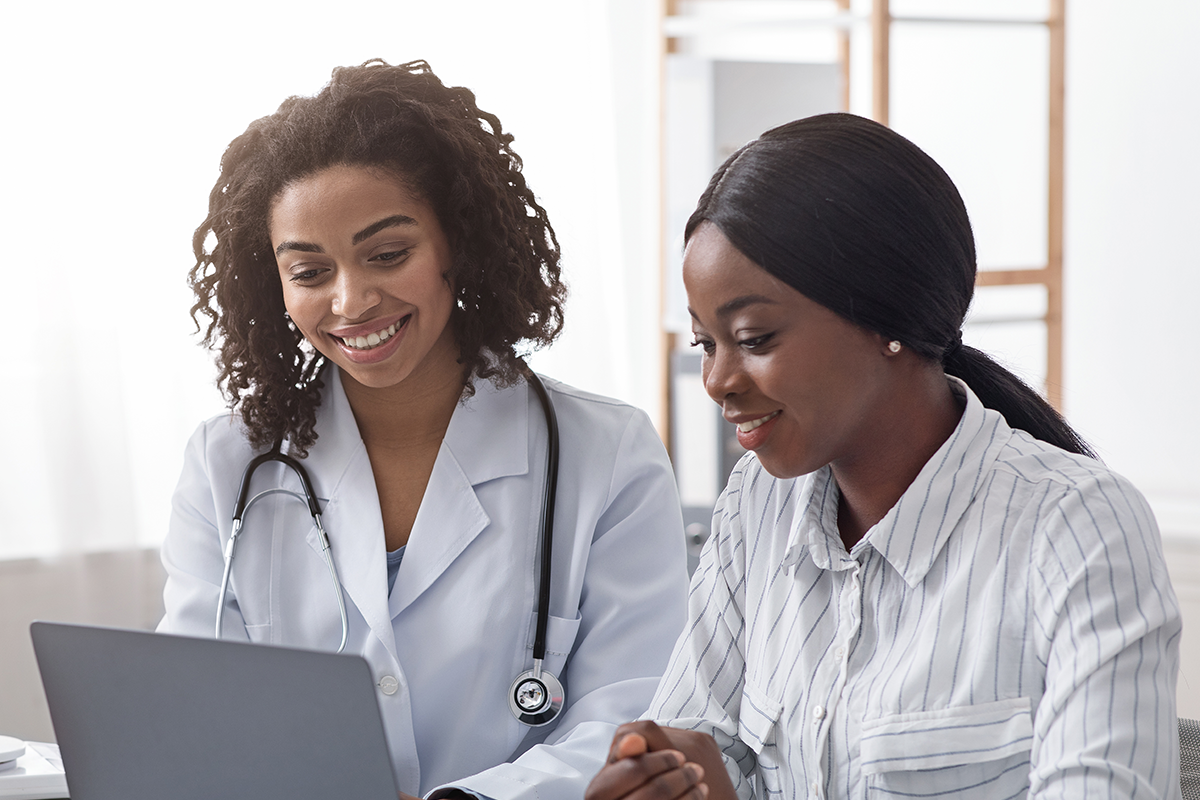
[269,164,459,393]
[683,222,901,480]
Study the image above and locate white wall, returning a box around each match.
[1065,0,1200,541]
[0,0,666,562]
[1067,0,1200,716]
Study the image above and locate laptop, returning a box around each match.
[30,621,400,800]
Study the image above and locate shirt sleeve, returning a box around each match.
[442,409,691,800]
[1029,470,1182,799]
[644,459,759,800]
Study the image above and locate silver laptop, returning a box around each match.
[31,621,400,800]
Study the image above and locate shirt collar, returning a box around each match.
[783,377,1012,585]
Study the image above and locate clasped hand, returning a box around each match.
[585,721,737,800]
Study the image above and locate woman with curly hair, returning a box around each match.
[158,60,688,800]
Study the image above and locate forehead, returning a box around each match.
[682,223,797,308]
[268,165,427,235]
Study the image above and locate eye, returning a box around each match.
[288,266,328,285]
[738,333,774,350]
[689,336,715,355]
[370,248,410,264]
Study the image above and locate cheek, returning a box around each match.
[279,290,320,336]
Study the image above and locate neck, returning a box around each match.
[340,356,467,452]
[832,364,964,550]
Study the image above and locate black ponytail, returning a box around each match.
[943,344,1095,458]
[686,113,1095,458]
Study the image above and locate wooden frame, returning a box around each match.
[875,1,1068,408]
[660,0,1069,434]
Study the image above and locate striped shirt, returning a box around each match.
[648,378,1181,800]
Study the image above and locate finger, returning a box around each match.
[627,761,705,800]
[587,751,690,800]
[615,733,649,760]
[609,721,670,762]
[631,722,678,754]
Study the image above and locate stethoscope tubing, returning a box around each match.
[217,452,349,653]
[214,370,562,725]
[526,371,559,671]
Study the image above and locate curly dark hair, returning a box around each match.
[189,59,566,456]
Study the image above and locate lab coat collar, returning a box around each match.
[442,373,530,487]
[284,365,367,501]
[387,376,533,617]
[286,366,531,493]
[294,367,395,656]
[290,367,534,654]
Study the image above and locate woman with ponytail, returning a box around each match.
[587,113,1180,800]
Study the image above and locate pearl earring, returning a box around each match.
[887,340,902,354]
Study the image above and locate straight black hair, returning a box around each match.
[686,113,1094,458]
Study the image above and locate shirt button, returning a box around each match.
[811,780,821,794]
[834,646,845,661]
[378,675,399,695]
[812,705,825,720]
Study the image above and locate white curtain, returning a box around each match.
[0,0,664,560]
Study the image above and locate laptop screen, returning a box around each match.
[31,621,399,800]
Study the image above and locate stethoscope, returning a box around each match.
[215,371,564,727]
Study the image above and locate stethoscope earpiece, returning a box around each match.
[508,664,565,727]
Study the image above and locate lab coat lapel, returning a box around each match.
[388,378,531,617]
[297,368,398,657]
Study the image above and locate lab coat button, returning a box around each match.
[379,675,399,695]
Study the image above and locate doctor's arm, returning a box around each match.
[442,409,690,800]
[157,420,252,640]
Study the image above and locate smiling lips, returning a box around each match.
[737,411,780,433]
[336,316,409,351]
[734,410,782,450]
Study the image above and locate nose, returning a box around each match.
[701,346,746,404]
[331,269,381,319]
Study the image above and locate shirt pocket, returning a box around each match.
[860,697,1033,799]
[737,679,785,795]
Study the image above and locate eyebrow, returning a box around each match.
[274,214,419,257]
[688,294,780,320]
[351,214,417,245]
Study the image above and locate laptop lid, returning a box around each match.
[30,621,399,800]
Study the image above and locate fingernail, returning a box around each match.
[698,783,709,797]
[687,764,706,782]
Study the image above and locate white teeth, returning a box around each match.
[341,322,399,351]
[737,412,780,433]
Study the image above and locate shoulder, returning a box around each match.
[536,374,649,420]
[533,374,663,454]
[184,411,255,473]
[991,431,1163,582]
[991,429,1149,517]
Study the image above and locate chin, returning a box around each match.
[751,447,825,481]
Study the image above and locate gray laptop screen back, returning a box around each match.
[31,621,399,800]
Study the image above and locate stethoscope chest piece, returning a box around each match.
[508,666,564,727]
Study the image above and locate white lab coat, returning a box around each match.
[158,368,688,800]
